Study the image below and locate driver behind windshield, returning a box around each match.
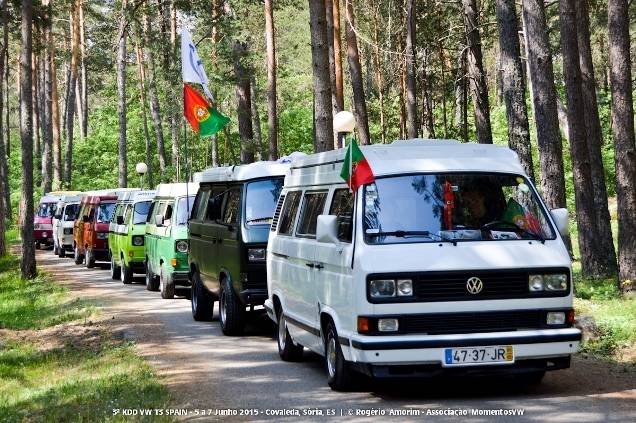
[457,182,505,228]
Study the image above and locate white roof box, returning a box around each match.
[117,190,156,202]
[58,194,84,204]
[285,139,526,188]
[155,183,199,198]
[197,161,290,183]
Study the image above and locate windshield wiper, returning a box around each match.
[366,230,458,245]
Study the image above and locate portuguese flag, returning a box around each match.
[183,84,230,138]
[340,138,375,192]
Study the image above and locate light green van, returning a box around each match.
[145,183,198,299]
[109,190,156,284]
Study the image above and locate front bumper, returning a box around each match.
[171,271,191,286]
[91,248,110,262]
[344,329,581,367]
[239,288,267,306]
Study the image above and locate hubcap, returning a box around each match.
[327,336,337,378]
[278,316,287,350]
[159,266,164,292]
[220,290,227,324]
[192,282,198,310]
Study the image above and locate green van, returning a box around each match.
[109,190,156,284]
[145,183,198,299]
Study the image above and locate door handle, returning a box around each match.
[315,263,324,270]
[306,263,315,268]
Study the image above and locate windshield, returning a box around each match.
[364,173,555,244]
[176,196,195,225]
[37,203,57,218]
[63,204,80,221]
[96,203,116,223]
[244,178,284,226]
[133,201,151,225]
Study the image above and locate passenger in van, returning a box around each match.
[458,182,506,228]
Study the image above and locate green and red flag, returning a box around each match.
[340,138,375,192]
[183,84,229,138]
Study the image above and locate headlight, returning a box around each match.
[64,228,73,235]
[369,279,396,298]
[248,248,266,262]
[397,279,413,296]
[132,235,144,246]
[175,240,188,253]
[546,312,566,325]
[34,223,41,230]
[528,273,568,292]
[378,318,399,332]
[96,232,108,239]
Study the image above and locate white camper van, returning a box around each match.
[52,194,83,257]
[266,140,581,390]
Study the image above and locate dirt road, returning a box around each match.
[37,249,635,422]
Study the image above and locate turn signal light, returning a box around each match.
[128,251,134,257]
[357,317,370,334]
[567,309,575,325]
[170,258,177,267]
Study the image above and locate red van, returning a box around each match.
[73,193,118,268]
[33,191,81,249]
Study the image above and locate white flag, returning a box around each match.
[181,28,213,100]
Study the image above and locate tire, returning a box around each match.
[325,321,354,391]
[73,245,83,265]
[59,248,66,258]
[277,308,303,361]
[85,248,95,268]
[35,242,41,250]
[515,370,546,385]
[191,271,213,321]
[110,254,121,280]
[53,243,59,255]
[146,266,159,291]
[159,264,175,299]
[121,261,133,285]
[219,278,246,336]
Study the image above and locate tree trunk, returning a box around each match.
[371,8,386,143]
[142,13,167,178]
[79,0,87,138]
[264,0,278,160]
[332,0,344,113]
[495,0,534,179]
[404,0,418,139]
[574,0,617,276]
[51,57,61,189]
[560,0,604,276]
[421,48,435,138]
[0,0,8,225]
[210,0,219,166]
[325,0,337,115]
[65,1,79,188]
[32,52,40,161]
[250,76,263,159]
[439,41,448,138]
[462,0,493,144]
[608,0,636,293]
[308,0,334,152]
[135,43,154,189]
[521,0,567,210]
[116,0,127,188]
[20,0,37,278]
[233,41,254,164]
[344,0,370,145]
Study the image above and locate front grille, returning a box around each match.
[368,269,570,303]
[401,310,545,335]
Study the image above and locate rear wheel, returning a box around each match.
[191,271,213,321]
[85,248,95,268]
[121,261,133,285]
[219,278,245,336]
[277,308,303,361]
[146,266,159,291]
[110,255,121,280]
[159,264,174,299]
[325,321,354,391]
[73,245,83,265]
[59,248,66,258]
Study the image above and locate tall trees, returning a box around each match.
[521,0,566,211]
[495,0,533,179]
[116,0,128,187]
[608,0,636,293]
[20,0,36,278]
[404,0,417,139]
[233,41,254,164]
[0,0,9,223]
[462,0,492,144]
[64,0,80,187]
[308,0,333,152]
[344,0,369,145]
[264,0,278,160]
[135,43,154,189]
[575,0,616,276]
[41,0,53,193]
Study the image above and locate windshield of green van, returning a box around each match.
[133,201,152,225]
[96,203,116,223]
[176,196,195,225]
[363,173,555,245]
[244,178,284,226]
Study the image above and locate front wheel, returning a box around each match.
[191,271,213,321]
[146,266,159,291]
[59,248,66,258]
[53,243,59,255]
[85,248,95,268]
[325,321,354,391]
[73,246,83,265]
[159,265,174,299]
[110,255,121,280]
[219,278,245,336]
[277,309,303,361]
[35,242,41,250]
[121,261,133,285]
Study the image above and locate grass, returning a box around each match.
[0,251,171,422]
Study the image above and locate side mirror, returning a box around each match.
[316,215,339,244]
[116,216,124,225]
[54,214,62,220]
[82,215,89,223]
[550,208,569,238]
[155,214,164,227]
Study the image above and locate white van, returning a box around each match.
[266,140,581,390]
[52,194,83,257]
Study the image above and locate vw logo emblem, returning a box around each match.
[466,277,483,294]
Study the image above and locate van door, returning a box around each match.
[313,189,355,339]
[217,187,241,289]
[202,186,227,293]
[189,188,210,280]
[144,200,157,272]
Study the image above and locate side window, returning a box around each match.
[191,189,209,221]
[296,192,328,237]
[206,188,225,222]
[164,202,174,223]
[123,204,133,224]
[330,189,354,243]
[222,189,241,225]
[146,201,157,223]
[278,191,301,235]
[88,206,95,222]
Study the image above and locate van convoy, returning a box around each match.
[39,139,581,391]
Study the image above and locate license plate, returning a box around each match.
[444,345,513,366]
